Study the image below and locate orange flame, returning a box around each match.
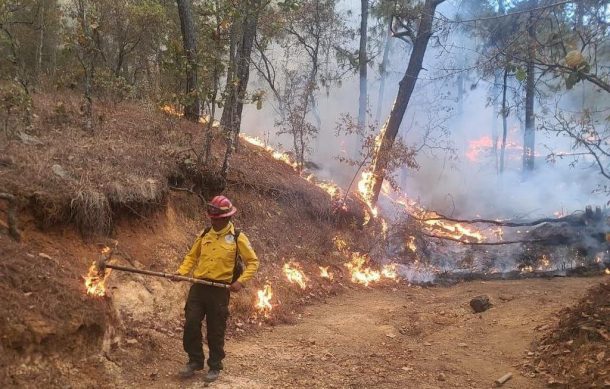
[424,219,484,242]
[381,264,398,280]
[84,262,110,297]
[240,134,299,170]
[537,255,551,271]
[319,266,334,280]
[520,265,534,273]
[161,104,182,117]
[406,236,417,252]
[345,253,381,286]
[256,284,273,316]
[333,236,348,252]
[283,262,308,289]
[357,171,378,219]
[605,268,610,275]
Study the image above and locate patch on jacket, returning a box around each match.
[225,234,235,244]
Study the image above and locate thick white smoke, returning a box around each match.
[241,0,609,220]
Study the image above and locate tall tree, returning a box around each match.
[522,1,537,174]
[375,24,391,123]
[358,0,368,129]
[221,0,264,177]
[176,0,200,121]
[366,0,446,205]
[252,0,350,170]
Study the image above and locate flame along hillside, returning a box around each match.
[239,132,610,283]
[0,92,398,387]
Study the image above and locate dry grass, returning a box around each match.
[531,281,609,388]
[0,92,358,236]
[0,234,111,387]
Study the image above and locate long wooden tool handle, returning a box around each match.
[105,264,230,289]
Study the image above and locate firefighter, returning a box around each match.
[174,195,259,382]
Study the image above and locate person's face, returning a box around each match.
[211,217,231,231]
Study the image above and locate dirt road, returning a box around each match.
[121,277,604,388]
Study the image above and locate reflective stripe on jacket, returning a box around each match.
[177,222,259,284]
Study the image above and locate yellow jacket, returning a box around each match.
[177,222,259,284]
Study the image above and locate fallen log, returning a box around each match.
[421,232,549,245]
[430,265,605,286]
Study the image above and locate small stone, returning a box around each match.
[470,295,492,313]
[401,366,413,372]
[437,372,446,381]
[498,294,514,302]
[424,342,432,346]
[51,164,72,180]
[458,343,468,348]
[39,253,52,260]
[125,338,138,345]
[386,333,396,339]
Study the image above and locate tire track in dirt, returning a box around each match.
[128,277,604,388]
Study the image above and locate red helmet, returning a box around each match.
[207,195,237,219]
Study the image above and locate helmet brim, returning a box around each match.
[208,207,237,219]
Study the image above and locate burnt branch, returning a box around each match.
[416,213,578,227]
[421,232,549,246]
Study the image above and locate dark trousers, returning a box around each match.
[183,283,230,370]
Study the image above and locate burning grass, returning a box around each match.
[0,235,110,387]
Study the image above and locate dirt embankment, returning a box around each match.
[0,93,376,387]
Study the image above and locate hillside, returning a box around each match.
[0,93,379,387]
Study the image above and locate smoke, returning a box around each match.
[243,1,608,220]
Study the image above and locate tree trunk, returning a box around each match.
[375,24,392,124]
[358,0,368,129]
[75,0,94,133]
[176,0,200,121]
[221,0,261,177]
[36,1,46,81]
[523,5,536,175]
[499,66,508,174]
[368,0,444,205]
[491,69,502,172]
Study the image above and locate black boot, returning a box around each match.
[204,369,221,382]
[179,362,203,378]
